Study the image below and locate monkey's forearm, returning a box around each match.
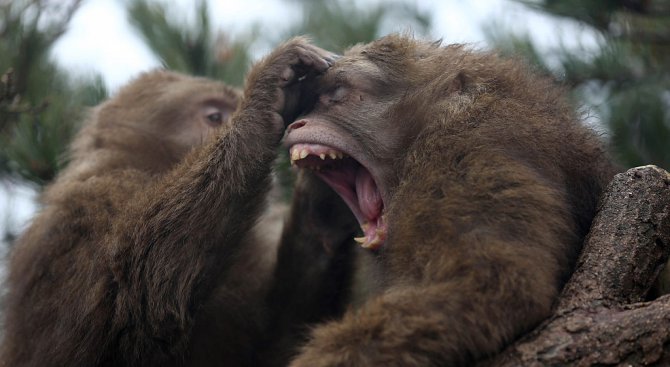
[260,173,358,364]
[107,117,281,360]
[291,257,557,367]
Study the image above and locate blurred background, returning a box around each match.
[0,0,668,248]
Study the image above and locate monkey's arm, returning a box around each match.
[1,111,275,367]
[290,248,558,367]
[5,118,277,367]
[1,39,334,367]
[260,172,359,366]
[104,40,335,366]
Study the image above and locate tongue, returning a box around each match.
[355,166,382,220]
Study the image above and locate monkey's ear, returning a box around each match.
[447,72,469,94]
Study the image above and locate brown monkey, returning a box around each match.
[0,39,348,367]
[283,34,617,366]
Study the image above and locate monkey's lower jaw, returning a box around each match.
[290,143,386,249]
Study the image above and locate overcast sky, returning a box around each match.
[50,0,601,91]
[2,0,601,240]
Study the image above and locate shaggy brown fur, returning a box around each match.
[0,39,352,367]
[283,34,617,366]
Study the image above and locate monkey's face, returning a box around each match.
[165,94,238,150]
[282,36,487,250]
[283,39,421,250]
[101,70,240,155]
[152,75,240,152]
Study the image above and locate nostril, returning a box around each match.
[288,120,307,130]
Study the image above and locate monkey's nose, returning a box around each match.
[287,120,307,131]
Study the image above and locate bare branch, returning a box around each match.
[483,165,670,366]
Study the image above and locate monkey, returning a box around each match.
[0,39,355,367]
[282,34,617,366]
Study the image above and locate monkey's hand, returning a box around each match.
[240,37,337,140]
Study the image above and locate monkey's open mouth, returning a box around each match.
[289,143,387,250]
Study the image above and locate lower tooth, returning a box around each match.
[354,236,366,244]
[363,234,382,250]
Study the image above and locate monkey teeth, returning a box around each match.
[356,232,385,250]
[355,217,387,250]
[288,143,387,250]
[354,236,367,244]
[289,144,348,166]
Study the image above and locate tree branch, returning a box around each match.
[483,165,670,366]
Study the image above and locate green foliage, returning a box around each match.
[284,0,431,51]
[486,0,670,169]
[0,0,108,185]
[0,0,430,190]
[516,0,622,30]
[127,0,257,86]
[484,31,553,75]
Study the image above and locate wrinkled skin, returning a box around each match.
[283,35,617,366]
[0,38,358,367]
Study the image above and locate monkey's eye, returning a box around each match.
[202,106,228,127]
[321,86,347,105]
[207,112,223,124]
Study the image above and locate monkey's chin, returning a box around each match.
[289,143,387,250]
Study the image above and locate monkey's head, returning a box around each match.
[283,34,577,250]
[72,70,240,173]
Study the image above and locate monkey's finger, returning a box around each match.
[280,67,295,83]
[296,48,331,74]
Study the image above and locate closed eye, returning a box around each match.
[320,86,348,105]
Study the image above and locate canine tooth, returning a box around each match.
[363,234,382,250]
[291,148,300,162]
[300,149,309,159]
[353,236,366,244]
[320,153,326,160]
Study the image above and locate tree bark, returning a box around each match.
[483,165,670,367]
